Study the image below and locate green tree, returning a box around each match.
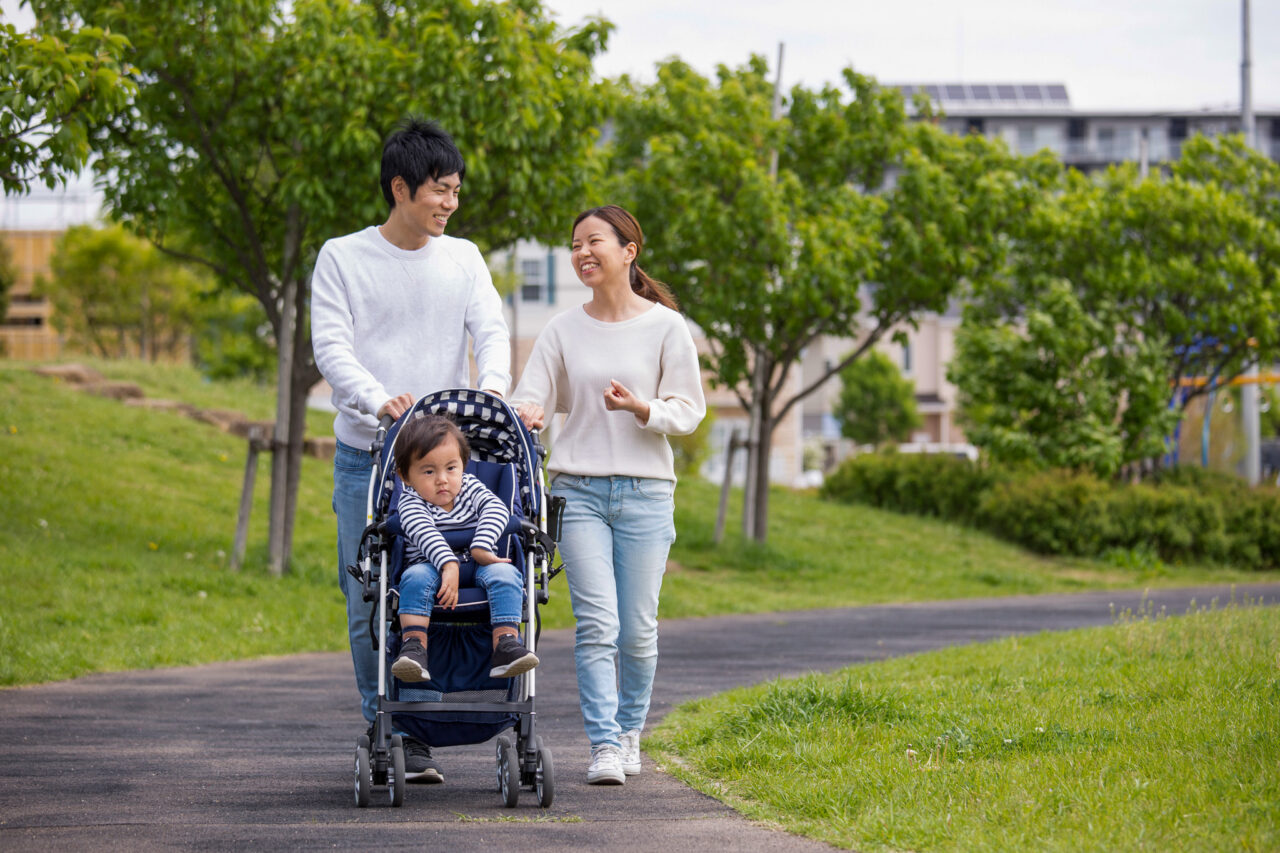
[0,17,133,194]
[955,137,1280,475]
[32,0,609,572]
[608,57,1055,540]
[0,238,14,341]
[833,349,921,447]
[37,223,206,360]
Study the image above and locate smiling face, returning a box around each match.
[403,435,465,512]
[571,215,636,289]
[393,172,461,241]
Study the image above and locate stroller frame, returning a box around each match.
[346,389,564,808]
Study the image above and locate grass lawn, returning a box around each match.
[648,601,1280,851]
[0,358,1265,686]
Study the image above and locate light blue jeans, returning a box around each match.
[399,560,524,625]
[550,474,677,749]
[334,438,378,725]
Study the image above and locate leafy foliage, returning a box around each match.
[36,223,209,361]
[28,0,610,568]
[0,237,14,339]
[0,18,133,194]
[833,349,921,446]
[822,451,1280,569]
[955,137,1280,475]
[608,57,1054,539]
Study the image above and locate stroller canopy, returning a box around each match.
[376,389,542,521]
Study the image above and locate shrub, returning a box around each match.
[822,455,1280,570]
[820,451,1005,524]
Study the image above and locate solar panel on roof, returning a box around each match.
[971,84,992,99]
[900,85,916,97]
[945,84,967,99]
[1019,84,1044,100]
[996,84,1017,99]
[923,85,942,99]
[1047,84,1069,102]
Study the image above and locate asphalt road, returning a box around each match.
[2,581,1277,851]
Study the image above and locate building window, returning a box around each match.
[902,341,912,374]
[520,258,543,303]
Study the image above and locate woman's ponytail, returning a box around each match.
[630,263,679,311]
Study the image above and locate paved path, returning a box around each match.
[2,582,1278,851]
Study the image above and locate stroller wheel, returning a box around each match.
[354,741,372,808]
[534,736,555,808]
[497,735,519,808]
[389,735,405,808]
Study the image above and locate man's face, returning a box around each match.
[397,172,461,238]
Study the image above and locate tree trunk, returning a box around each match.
[742,355,767,538]
[751,414,775,542]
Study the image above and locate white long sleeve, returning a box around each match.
[311,226,510,448]
[511,303,706,482]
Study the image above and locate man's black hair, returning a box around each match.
[380,118,466,209]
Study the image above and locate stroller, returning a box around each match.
[346,389,564,808]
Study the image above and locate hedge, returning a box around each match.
[820,452,1280,570]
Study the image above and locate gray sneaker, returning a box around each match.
[586,743,625,785]
[402,736,444,784]
[618,729,642,775]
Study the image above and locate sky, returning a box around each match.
[4,0,1277,226]
[545,0,1280,111]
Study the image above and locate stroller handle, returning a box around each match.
[371,414,396,457]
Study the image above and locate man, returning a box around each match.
[311,118,511,782]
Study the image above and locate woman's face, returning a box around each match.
[571,216,635,288]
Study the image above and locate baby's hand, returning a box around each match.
[470,547,511,566]
[436,562,460,609]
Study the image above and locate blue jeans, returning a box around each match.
[550,474,676,749]
[400,560,525,625]
[333,438,378,725]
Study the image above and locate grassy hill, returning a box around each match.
[0,359,1259,686]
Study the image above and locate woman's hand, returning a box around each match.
[516,403,545,430]
[604,379,650,424]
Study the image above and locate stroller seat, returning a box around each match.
[385,457,523,620]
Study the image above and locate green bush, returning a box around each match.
[821,454,1280,570]
[820,451,1005,523]
[976,469,1111,556]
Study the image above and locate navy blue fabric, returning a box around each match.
[390,623,518,747]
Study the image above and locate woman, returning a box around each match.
[512,204,706,785]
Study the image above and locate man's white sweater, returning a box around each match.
[511,303,706,482]
[311,226,510,448]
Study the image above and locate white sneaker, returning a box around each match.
[586,743,626,785]
[618,729,642,775]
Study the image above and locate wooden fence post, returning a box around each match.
[231,425,270,572]
[713,429,747,545]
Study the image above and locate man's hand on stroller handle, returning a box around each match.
[471,547,511,566]
[377,392,415,422]
[436,561,460,609]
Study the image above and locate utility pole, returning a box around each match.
[745,41,785,538]
[1241,0,1261,485]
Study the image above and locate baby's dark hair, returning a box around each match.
[394,414,471,480]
